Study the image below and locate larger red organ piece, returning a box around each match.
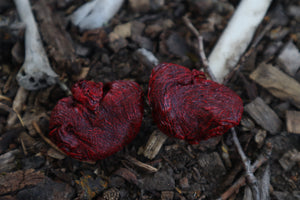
[148,63,243,144]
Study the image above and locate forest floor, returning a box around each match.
[1,0,300,199]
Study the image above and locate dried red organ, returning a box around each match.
[148,63,243,144]
[49,80,144,161]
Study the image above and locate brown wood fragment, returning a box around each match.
[277,41,300,76]
[250,63,300,108]
[114,168,139,185]
[279,149,300,171]
[34,0,79,74]
[245,97,282,134]
[140,130,168,160]
[47,148,66,160]
[125,155,158,173]
[19,131,39,153]
[0,169,45,195]
[0,149,21,173]
[6,87,28,128]
[286,110,300,134]
[254,129,267,148]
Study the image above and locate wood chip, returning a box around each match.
[35,0,79,73]
[6,86,28,128]
[129,0,150,13]
[114,168,139,185]
[286,110,300,134]
[0,149,21,173]
[279,149,300,171]
[113,22,132,38]
[254,129,267,148]
[140,130,168,159]
[250,63,300,108]
[245,97,282,134]
[125,155,158,173]
[0,169,45,195]
[108,32,128,53]
[47,148,66,160]
[277,41,300,76]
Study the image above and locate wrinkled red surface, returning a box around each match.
[49,80,144,161]
[148,63,243,144]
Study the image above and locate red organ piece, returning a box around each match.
[49,80,144,161]
[148,63,243,144]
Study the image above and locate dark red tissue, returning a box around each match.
[148,63,243,144]
[49,80,144,161]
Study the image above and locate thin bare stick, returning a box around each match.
[32,121,66,156]
[1,103,25,128]
[183,15,216,81]
[33,121,96,164]
[184,14,260,200]
[218,143,272,200]
[0,94,12,102]
[259,164,270,200]
[57,80,72,96]
[6,87,28,128]
[0,102,14,113]
[20,138,28,156]
[125,155,158,173]
[231,128,259,200]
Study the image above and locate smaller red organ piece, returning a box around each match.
[49,80,144,161]
[148,63,243,144]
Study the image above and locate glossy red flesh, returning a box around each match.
[148,63,243,144]
[49,80,144,161]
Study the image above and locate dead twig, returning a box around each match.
[33,121,97,164]
[184,15,261,200]
[32,121,66,156]
[20,138,28,156]
[6,87,28,128]
[231,128,259,200]
[218,143,272,200]
[183,15,216,81]
[141,130,168,159]
[259,163,270,200]
[0,94,12,102]
[124,155,158,173]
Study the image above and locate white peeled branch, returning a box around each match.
[70,0,124,31]
[14,0,58,90]
[208,0,272,83]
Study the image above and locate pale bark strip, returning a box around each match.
[14,0,58,90]
[208,0,273,83]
